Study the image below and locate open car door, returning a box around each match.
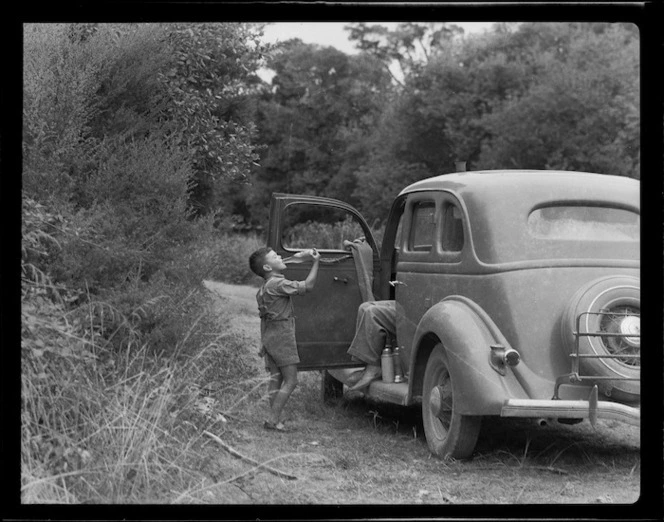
[268,193,380,370]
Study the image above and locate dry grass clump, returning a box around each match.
[21,313,270,504]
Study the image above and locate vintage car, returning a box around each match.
[267,170,640,458]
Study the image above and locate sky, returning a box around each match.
[261,22,495,55]
[258,22,495,82]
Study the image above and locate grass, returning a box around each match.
[214,366,640,505]
[21,337,267,504]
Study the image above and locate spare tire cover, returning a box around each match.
[561,275,640,403]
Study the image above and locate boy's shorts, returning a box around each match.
[260,319,300,372]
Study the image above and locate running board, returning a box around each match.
[328,368,410,406]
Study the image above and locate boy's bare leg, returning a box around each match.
[267,364,298,425]
[268,370,283,407]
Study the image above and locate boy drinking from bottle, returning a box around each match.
[249,247,320,431]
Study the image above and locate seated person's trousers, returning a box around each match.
[347,300,396,366]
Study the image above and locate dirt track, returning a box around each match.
[201,280,641,506]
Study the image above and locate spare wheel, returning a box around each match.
[561,275,640,404]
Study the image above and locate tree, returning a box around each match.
[352,21,639,192]
[157,23,268,214]
[474,23,639,176]
[345,22,465,86]
[242,40,392,225]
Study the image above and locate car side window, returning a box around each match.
[282,203,366,251]
[409,201,436,252]
[442,203,464,252]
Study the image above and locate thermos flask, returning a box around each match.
[381,346,395,383]
[393,346,404,383]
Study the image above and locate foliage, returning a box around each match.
[23,24,107,202]
[87,24,171,143]
[474,23,639,175]
[22,312,261,503]
[243,41,392,225]
[170,230,265,286]
[21,23,271,503]
[348,21,639,218]
[345,22,465,85]
[353,156,432,223]
[157,23,268,214]
[21,196,260,503]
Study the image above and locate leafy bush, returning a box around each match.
[23,24,108,202]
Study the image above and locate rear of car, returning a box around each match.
[400,171,639,455]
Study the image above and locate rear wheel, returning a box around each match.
[422,344,481,459]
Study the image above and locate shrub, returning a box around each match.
[23,24,106,202]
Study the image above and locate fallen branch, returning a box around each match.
[203,430,298,480]
[528,465,569,475]
[477,465,568,475]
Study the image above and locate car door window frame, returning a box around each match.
[280,201,374,254]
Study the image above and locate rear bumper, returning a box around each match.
[501,398,640,427]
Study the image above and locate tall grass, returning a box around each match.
[21,294,270,504]
[21,214,269,503]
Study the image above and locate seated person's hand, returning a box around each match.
[343,237,366,249]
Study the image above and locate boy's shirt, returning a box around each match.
[256,274,306,321]
[256,274,306,356]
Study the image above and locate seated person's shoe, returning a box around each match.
[348,364,381,391]
[345,369,365,387]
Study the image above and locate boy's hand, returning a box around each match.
[304,249,320,291]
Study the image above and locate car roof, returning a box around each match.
[399,170,638,199]
[400,170,639,264]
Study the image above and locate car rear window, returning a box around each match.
[442,203,464,252]
[527,206,639,241]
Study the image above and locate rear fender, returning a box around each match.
[409,296,530,415]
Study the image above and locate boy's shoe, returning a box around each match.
[263,420,290,432]
[347,364,381,391]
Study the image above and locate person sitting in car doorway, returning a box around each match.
[341,237,397,391]
[346,300,396,391]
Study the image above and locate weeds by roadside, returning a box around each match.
[21,214,270,504]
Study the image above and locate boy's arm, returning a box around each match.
[304,249,320,291]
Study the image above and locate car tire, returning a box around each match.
[320,370,344,404]
[561,276,640,403]
[422,343,481,459]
